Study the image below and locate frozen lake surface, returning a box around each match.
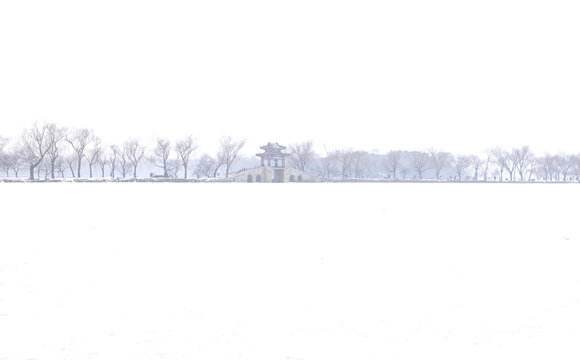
[1,183,579,360]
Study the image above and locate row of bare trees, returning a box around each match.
[286,141,580,182]
[0,123,247,180]
[2,123,580,182]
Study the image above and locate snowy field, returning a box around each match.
[1,183,580,360]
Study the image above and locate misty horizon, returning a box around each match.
[1,122,579,182]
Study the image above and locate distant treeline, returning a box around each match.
[0,122,579,182]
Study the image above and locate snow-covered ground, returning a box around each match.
[1,183,579,360]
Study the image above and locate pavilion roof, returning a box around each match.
[256,142,290,158]
[260,142,286,151]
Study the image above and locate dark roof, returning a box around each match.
[256,142,290,158]
[260,142,286,151]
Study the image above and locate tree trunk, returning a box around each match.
[77,157,82,178]
[183,164,188,179]
[51,159,56,179]
[29,165,35,180]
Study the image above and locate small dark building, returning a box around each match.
[256,142,290,183]
[231,142,319,183]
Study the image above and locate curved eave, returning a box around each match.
[256,153,290,158]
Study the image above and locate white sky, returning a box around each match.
[1,0,579,156]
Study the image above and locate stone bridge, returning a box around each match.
[230,166,320,183]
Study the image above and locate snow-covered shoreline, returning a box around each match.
[1,178,579,184]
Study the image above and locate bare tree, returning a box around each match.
[43,157,52,179]
[506,152,517,181]
[2,150,23,178]
[20,122,51,180]
[152,138,172,177]
[36,157,48,179]
[512,146,535,181]
[214,136,245,177]
[194,153,216,178]
[468,155,484,181]
[541,154,558,181]
[66,128,93,178]
[64,154,76,178]
[125,139,146,178]
[491,148,510,181]
[109,145,120,178]
[482,150,493,181]
[85,137,103,178]
[383,150,402,179]
[526,159,537,181]
[553,153,574,182]
[45,124,67,179]
[454,155,471,181]
[10,151,24,178]
[429,149,453,180]
[411,151,430,180]
[351,150,369,178]
[96,147,108,178]
[289,141,316,172]
[334,148,355,179]
[175,135,198,179]
[119,145,131,178]
[315,146,338,179]
[55,157,67,178]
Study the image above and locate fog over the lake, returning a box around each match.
[1,0,579,155]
